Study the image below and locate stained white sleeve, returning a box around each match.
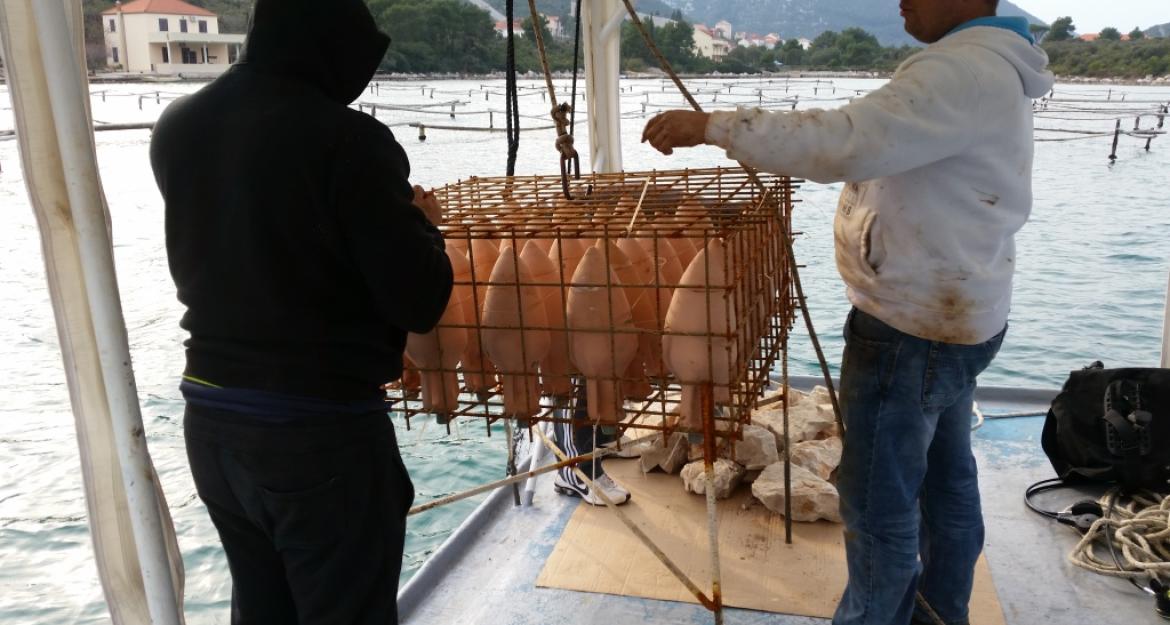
[705,52,983,184]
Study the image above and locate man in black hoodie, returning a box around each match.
[150,1,452,622]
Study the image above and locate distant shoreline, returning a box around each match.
[17,69,1169,88]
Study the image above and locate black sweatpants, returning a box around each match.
[184,405,414,625]
[551,382,616,477]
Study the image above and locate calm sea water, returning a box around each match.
[1,77,1168,623]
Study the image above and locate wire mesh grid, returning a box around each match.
[386,167,798,444]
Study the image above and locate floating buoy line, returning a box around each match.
[1,80,1165,160]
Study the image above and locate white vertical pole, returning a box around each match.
[581,0,622,173]
[117,9,128,70]
[1,1,184,623]
[1162,272,1170,367]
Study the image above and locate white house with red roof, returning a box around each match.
[493,19,526,37]
[102,0,246,75]
[545,15,565,38]
[1079,32,1132,42]
[713,20,733,41]
[736,32,782,49]
[693,24,733,61]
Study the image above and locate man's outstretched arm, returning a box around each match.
[644,51,982,184]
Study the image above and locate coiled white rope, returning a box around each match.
[1069,490,1170,583]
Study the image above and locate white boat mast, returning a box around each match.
[580,0,623,173]
[0,1,183,623]
[1162,278,1170,367]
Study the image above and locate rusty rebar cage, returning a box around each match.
[387,167,797,444]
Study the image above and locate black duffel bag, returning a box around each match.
[1041,362,1170,493]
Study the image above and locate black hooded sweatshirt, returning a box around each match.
[151,0,453,402]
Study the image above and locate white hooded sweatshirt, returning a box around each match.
[706,25,1054,344]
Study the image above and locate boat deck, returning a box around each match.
[397,379,1157,624]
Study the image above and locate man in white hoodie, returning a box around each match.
[644,1,1053,624]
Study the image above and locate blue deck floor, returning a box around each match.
[397,383,1158,625]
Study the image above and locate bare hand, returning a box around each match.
[413,185,442,225]
[642,110,711,155]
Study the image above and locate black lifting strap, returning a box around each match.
[1103,380,1151,493]
[570,0,583,136]
[504,0,520,177]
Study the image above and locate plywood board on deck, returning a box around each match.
[536,458,1005,623]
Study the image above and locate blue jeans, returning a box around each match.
[832,308,1005,625]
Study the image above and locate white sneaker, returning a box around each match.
[554,470,631,506]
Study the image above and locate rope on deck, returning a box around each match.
[1069,490,1170,586]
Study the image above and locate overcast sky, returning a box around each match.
[1014,0,1170,33]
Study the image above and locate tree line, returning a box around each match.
[368,4,1170,78]
[74,1,1170,79]
[1036,17,1170,78]
[134,0,910,76]
[368,0,922,76]
[725,28,920,74]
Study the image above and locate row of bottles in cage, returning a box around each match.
[393,168,795,437]
[402,231,776,431]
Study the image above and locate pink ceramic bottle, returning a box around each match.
[566,246,638,422]
[481,246,551,418]
[405,242,470,414]
[613,238,662,398]
[549,237,589,285]
[462,238,500,394]
[547,236,591,394]
[520,241,573,397]
[662,239,737,430]
[668,237,699,270]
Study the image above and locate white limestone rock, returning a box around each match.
[733,424,780,470]
[809,385,832,406]
[681,458,746,500]
[751,461,842,523]
[753,385,807,410]
[749,406,784,448]
[808,386,841,439]
[751,399,835,448]
[759,385,805,407]
[817,404,842,440]
[789,437,844,481]
[639,432,690,474]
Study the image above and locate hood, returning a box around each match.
[945,25,1055,99]
[239,0,390,104]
